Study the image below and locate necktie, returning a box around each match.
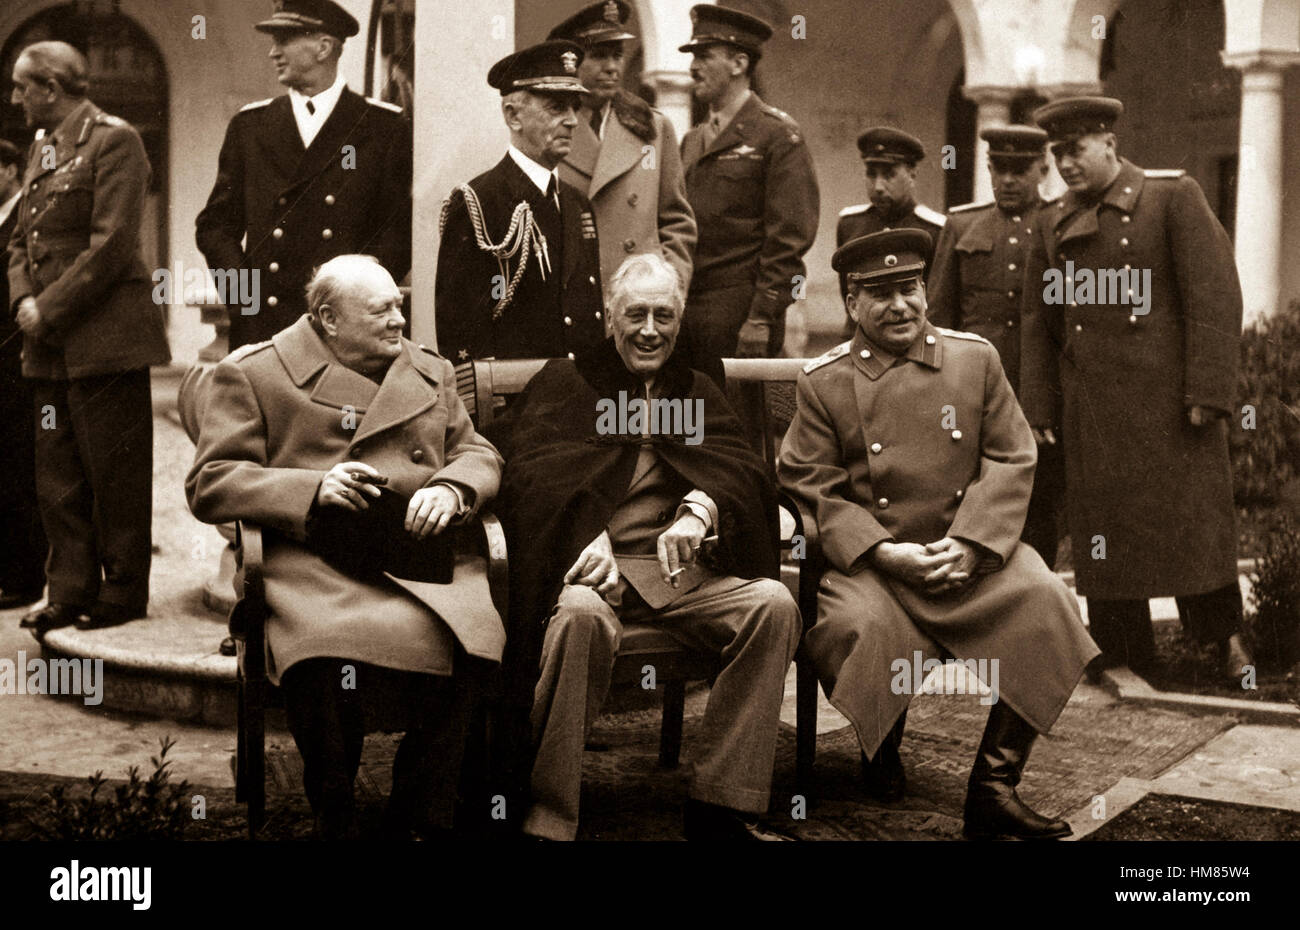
[545,175,560,214]
[702,113,722,149]
[306,99,315,116]
[589,106,603,138]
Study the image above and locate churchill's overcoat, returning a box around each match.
[1020,159,1240,599]
[778,323,1097,755]
[186,316,503,684]
[559,92,697,291]
[195,89,413,349]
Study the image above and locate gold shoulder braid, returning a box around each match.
[440,184,551,320]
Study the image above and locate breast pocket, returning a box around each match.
[41,168,95,232]
[712,157,763,216]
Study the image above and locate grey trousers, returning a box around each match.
[523,576,801,840]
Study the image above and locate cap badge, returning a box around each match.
[604,1,619,23]
[884,254,898,267]
[561,51,578,73]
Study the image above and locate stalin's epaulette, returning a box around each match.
[1143,168,1186,179]
[948,200,993,214]
[239,98,274,112]
[937,327,991,345]
[93,113,127,127]
[914,204,947,227]
[838,203,871,218]
[803,341,851,374]
[367,97,403,114]
[226,339,273,363]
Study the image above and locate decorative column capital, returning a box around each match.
[1035,81,1105,101]
[962,85,1019,108]
[1220,49,1300,73]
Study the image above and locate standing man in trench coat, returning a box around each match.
[779,230,1098,840]
[187,256,503,838]
[1021,97,1252,678]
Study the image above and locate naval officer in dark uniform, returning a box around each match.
[196,0,412,350]
[679,4,819,364]
[435,41,605,364]
[928,125,1064,567]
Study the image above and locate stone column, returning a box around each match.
[1221,50,1300,326]
[411,3,515,348]
[963,86,1016,202]
[646,70,694,141]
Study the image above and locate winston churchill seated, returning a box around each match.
[487,253,801,842]
[186,255,504,839]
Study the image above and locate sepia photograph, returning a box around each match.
[0,0,1295,911]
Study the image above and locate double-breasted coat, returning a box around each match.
[186,315,504,684]
[559,91,697,291]
[195,89,413,349]
[435,155,605,363]
[7,98,169,379]
[1020,159,1241,599]
[778,323,1097,755]
[681,93,819,357]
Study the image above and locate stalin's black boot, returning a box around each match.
[963,704,1070,840]
[860,709,907,802]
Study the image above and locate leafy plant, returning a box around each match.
[31,736,192,841]
[1246,516,1300,671]
[1232,300,1300,507]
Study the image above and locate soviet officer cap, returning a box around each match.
[678,4,773,55]
[981,124,1048,162]
[1033,96,1124,144]
[857,127,926,165]
[488,40,590,96]
[549,0,637,46]
[254,0,359,40]
[833,229,934,286]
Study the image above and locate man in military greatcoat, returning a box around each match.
[929,126,1064,567]
[1021,97,1252,678]
[435,41,605,364]
[779,230,1098,840]
[196,0,412,350]
[549,1,697,294]
[678,4,819,363]
[8,42,170,632]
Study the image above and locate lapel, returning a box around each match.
[589,114,644,197]
[353,344,441,444]
[252,96,305,187]
[701,92,763,161]
[681,124,704,170]
[286,88,367,194]
[25,99,98,185]
[954,210,996,253]
[1054,159,1144,248]
[564,116,600,186]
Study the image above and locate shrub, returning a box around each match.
[1232,300,1300,508]
[31,736,192,841]
[1246,516,1300,670]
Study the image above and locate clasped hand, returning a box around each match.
[872,537,979,597]
[316,462,460,539]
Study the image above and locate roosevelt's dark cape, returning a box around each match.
[485,338,781,712]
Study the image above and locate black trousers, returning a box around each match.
[0,338,45,593]
[1087,583,1243,668]
[1023,438,1065,570]
[31,370,153,610]
[280,655,485,831]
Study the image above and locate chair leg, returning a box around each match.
[234,674,247,803]
[659,679,686,768]
[245,673,266,839]
[795,655,817,794]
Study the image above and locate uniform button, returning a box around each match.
[1008,237,1018,245]
[623,239,635,252]
[951,429,962,441]
[589,276,596,285]
[269,262,280,273]
[567,352,575,360]
[31,206,37,214]
[1011,216,1021,224]
[1128,314,1138,325]
[31,260,38,269]
[1119,237,1129,247]
[1007,291,1016,300]
[30,181,38,190]
[860,349,871,358]
[595,311,601,320]
[955,489,964,499]
[1121,215,1131,224]
[1074,323,1083,332]
[272,227,283,238]
[1123,186,1132,194]
[627,193,638,206]
[1124,264,1131,271]
[30,230,37,239]
[925,335,936,345]
[1008,263,1017,271]
[1006,319,1015,328]
[870,442,882,454]
[877,497,889,509]
[563,316,572,326]
[325,194,335,205]
[410,449,424,463]
[278,197,287,206]
[322,228,333,240]
[267,296,278,307]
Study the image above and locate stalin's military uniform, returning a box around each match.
[196,3,412,349]
[7,99,169,624]
[779,230,1097,840]
[679,6,819,362]
[434,42,605,364]
[928,125,1063,567]
[1022,97,1246,671]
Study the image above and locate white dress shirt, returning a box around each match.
[0,190,20,230]
[289,73,347,148]
[508,145,560,212]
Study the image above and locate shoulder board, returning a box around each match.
[803,342,851,374]
[937,327,990,345]
[948,200,993,214]
[239,98,274,112]
[94,113,127,127]
[759,102,796,124]
[366,97,404,114]
[226,339,273,363]
[1143,168,1186,179]
[914,204,947,227]
[838,202,871,218]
